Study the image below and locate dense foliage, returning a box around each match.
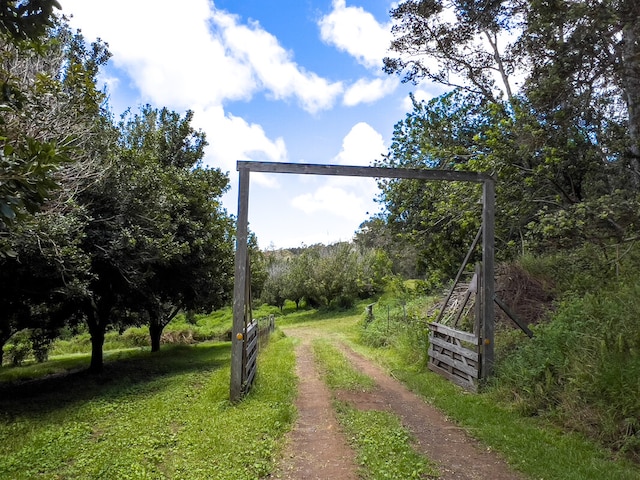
[260,243,392,310]
[0,14,235,370]
[366,0,640,281]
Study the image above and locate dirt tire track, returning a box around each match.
[336,343,524,480]
[271,337,359,479]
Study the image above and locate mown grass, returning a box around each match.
[0,332,297,480]
[310,332,439,480]
[311,338,375,391]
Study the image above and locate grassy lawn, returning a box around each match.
[1,301,639,479]
[0,333,296,480]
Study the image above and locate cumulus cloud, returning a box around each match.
[292,122,386,219]
[343,77,399,106]
[319,0,393,70]
[63,0,343,113]
[216,13,344,113]
[191,105,286,188]
[334,122,386,166]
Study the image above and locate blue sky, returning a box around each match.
[61,0,444,249]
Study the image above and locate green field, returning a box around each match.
[1,305,639,479]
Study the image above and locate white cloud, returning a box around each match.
[63,0,343,113]
[216,14,344,113]
[292,185,370,221]
[334,122,386,166]
[319,0,393,70]
[291,122,385,221]
[343,77,399,106]
[191,106,286,189]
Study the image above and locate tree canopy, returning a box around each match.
[372,0,640,281]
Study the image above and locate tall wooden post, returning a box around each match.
[230,166,250,403]
[481,177,496,378]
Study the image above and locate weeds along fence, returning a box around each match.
[363,302,430,350]
[241,314,275,395]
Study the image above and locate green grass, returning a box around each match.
[309,330,438,480]
[311,338,375,391]
[335,401,439,480]
[350,340,640,480]
[0,332,297,480]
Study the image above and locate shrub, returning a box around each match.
[5,330,32,366]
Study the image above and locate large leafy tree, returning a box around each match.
[378,0,640,274]
[79,106,235,364]
[0,17,111,360]
[385,0,640,184]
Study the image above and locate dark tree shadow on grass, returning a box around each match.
[0,342,231,418]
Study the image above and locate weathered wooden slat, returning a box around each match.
[428,363,477,392]
[243,367,256,393]
[428,347,480,378]
[429,322,479,345]
[429,336,479,362]
[244,348,257,375]
[246,335,258,354]
[237,161,491,183]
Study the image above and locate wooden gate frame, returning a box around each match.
[230,161,496,402]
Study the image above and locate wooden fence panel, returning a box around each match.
[241,315,276,395]
[428,322,480,392]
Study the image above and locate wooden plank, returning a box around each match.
[493,295,534,338]
[230,167,250,403]
[428,363,477,392]
[429,336,479,362]
[246,336,258,355]
[429,322,479,345]
[237,161,491,183]
[482,177,496,377]
[428,347,480,378]
[435,225,483,325]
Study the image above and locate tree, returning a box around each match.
[0,0,61,42]
[0,3,106,232]
[0,18,111,360]
[79,105,235,360]
[384,0,519,104]
[0,209,89,364]
[260,260,289,311]
[385,0,640,188]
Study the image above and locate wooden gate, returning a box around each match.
[428,322,480,392]
[241,315,275,395]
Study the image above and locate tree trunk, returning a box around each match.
[89,327,105,374]
[149,321,162,353]
[85,297,109,374]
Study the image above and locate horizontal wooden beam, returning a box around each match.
[429,322,479,345]
[237,160,492,183]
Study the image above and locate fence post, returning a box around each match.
[230,166,250,403]
[481,177,495,378]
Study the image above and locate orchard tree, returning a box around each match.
[79,106,235,361]
[0,16,112,360]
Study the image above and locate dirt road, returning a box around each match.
[273,326,524,480]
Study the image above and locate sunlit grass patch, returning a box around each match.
[0,333,297,480]
[312,338,375,392]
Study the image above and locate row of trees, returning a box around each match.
[357,0,640,282]
[0,7,236,371]
[259,243,391,310]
